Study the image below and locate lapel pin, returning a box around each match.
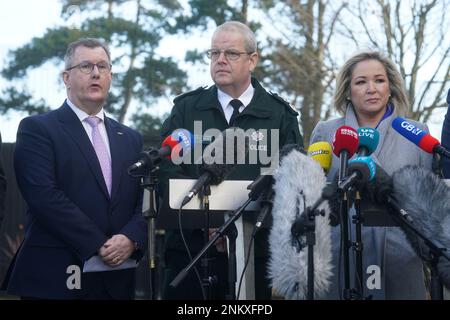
[117,132,123,135]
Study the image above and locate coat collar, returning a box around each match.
[344,103,397,162]
[194,78,272,119]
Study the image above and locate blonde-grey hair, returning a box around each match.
[64,38,111,70]
[334,51,409,116]
[213,21,257,53]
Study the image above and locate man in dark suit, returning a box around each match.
[2,38,147,299]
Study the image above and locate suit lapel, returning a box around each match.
[57,103,110,199]
[104,117,125,204]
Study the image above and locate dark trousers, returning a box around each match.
[81,269,135,299]
[21,269,136,300]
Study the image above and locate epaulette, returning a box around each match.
[269,91,298,115]
[173,86,207,103]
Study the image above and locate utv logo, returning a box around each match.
[251,131,265,142]
[66,265,81,290]
[358,128,376,139]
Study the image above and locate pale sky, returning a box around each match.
[0,0,447,143]
[0,0,213,142]
[0,0,63,142]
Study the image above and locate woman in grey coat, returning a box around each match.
[310,51,432,299]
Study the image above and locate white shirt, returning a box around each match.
[66,98,111,160]
[217,84,255,124]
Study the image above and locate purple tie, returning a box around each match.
[85,116,112,195]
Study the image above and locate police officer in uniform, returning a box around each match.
[158,21,303,300]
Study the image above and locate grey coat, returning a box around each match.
[310,105,432,299]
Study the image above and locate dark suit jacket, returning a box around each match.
[441,88,450,177]
[3,102,147,299]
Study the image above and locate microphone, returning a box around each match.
[327,157,377,227]
[357,127,379,156]
[254,188,274,230]
[247,144,304,201]
[360,163,394,204]
[337,156,376,193]
[250,144,305,231]
[181,127,248,207]
[128,129,193,173]
[307,142,339,226]
[392,117,450,158]
[332,126,359,182]
[332,126,359,157]
[307,142,332,173]
[391,165,450,288]
[268,148,332,299]
[307,141,339,226]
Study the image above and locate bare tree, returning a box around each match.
[341,0,450,122]
[256,0,347,143]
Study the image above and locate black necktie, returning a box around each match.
[229,99,243,126]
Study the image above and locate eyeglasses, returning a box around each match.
[66,61,112,74]
[206,49,254,61]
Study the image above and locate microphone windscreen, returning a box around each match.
[392,166,450,275]
[332,126,359,158]
[201,127,249,185]
[438,258,450,289]
[269,149,332,299]
[307,141,332,172]
[247,144,305,199]
[357,127,379,155]
[280,143,306,158]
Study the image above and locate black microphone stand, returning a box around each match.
[290,181,337,300]
[199,184,216,300]
[337,150,353,299]
[169,198,253,299]
[225,220,238,300]
[291,202,326,299]
[138,162,160,300]
[352,190,365,299]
